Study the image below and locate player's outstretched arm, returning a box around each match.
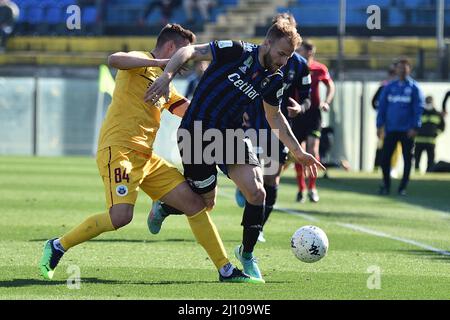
[263,101,325,177]
[108,51,169,70]
[144,44,213,103]
[320,80,335,112]
[287,97,311,117]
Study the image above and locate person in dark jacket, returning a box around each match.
[415,96,445,172]
[376,57,425,196]
[442,90,449,117]
[0,0,19,51]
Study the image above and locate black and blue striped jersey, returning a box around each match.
[180,40,285,130]
[241,52,311,131]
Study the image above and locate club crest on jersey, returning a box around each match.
[217,40,233,48]
[239,56,253,74]
[288,70,295,81]
[243,42,257,52]
[276,87,284,99]
[404,87,412,95]
[116,185,128,197]
[260,77,270,89]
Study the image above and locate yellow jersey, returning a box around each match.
[98,51,187,155]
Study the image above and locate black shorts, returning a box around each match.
[177,126,260,194]
[291,107,322,142]
[256,130,289,165]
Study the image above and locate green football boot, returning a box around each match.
[39,238,64,280]
[219,267,265,284]
[234,245,264,282]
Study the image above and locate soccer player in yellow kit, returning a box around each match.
[39,24,260,284]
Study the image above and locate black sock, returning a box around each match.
[263,184,278,226]
[161,203,184,217]
[241,202,264,253]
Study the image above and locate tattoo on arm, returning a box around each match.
[195,47,209,55]
[192,44,212,61]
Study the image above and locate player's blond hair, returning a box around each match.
[271,13,297,26]
[265,20,302,49]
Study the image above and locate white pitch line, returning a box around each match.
[273,206,319,222]
[219,190,450,257]
[336,223,450,257]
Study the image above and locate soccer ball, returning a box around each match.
[291,226,329,263]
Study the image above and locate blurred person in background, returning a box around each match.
[185,60,209,99]
[372,63,402,174]
[183,0,215,25]
[442,90,449,117]
[0,0,19,52]
[317,126,350,179]
[140,0,180,26]
[414,96,445,172]
[376,57,424,196]
[294,40,335,203]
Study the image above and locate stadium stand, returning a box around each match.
[1,0,449,75]
[11,0,450,36]
[13,0,233,35]
[253,0,450,37]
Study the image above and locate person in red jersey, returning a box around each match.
[292,40,335,203]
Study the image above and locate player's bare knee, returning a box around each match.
[246,186,266,205]
[109,204,134,229]
[205,198,216,212]
[264,175,277,187]
[183,195,207,216]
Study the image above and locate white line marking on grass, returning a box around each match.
[273,207,319,222]
[219,190,450,256]
[336,223,450,257]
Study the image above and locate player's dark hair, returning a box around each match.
[395,56,411,67]
[266,20,302,48]
[155,24,196,49]
[271,13,297,26]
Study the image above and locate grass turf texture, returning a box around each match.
[0,156,449,300]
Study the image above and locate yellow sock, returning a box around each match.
[187,208,229,270]
[59,212,115,251]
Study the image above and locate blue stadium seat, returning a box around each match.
[388,8,406,26]
[346,9,367,26]
[219,0,239,5]
[170,9,186,24]
[27,6,45,24]
[44,6,64,24]
[291,5,339,26]
[82,6,98,24]
[141,7,162,24]
[402,0,424,8]
[210,6,225,22]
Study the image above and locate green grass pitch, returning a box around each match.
[0,156,449,299]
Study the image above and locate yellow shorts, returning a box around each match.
[96,146,185,209]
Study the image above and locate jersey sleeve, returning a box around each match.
[209,40,244,64]
[125,51,152,74]
[262,72,284,107]
[294,62,312,101]
[163,83,188,114]
[318,64,332,84]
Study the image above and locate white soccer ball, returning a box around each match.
[291,226,329,263]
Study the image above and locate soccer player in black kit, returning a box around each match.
[144,19,324,282]
[235,14,312,243]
